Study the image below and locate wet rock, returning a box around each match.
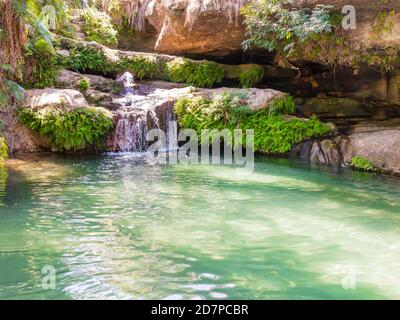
[85,89,113,106]
[310,139,342,166]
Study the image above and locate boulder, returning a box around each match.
[344,130,400,174]
[310,138,342,166]
[201,87,287,111]
[24,88,89,111]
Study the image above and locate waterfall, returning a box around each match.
[110,72,178,153]
[113,112,148,152]
[166,109,178,151]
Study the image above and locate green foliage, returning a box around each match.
[18,106,114,152]
[268,95,295,116]
[166,58,224,88]
[0,64,25,110]
[82,8,118,48]
[24,38,59,89]
[77,78,90,91]
[351,157,378,172]
[240,65,264,88]
[241,0,333,57]
[175,92,330,154]
[118,56,160,80]
[66,45,113,75]
[372,10,396,38]
[0,136,8,163]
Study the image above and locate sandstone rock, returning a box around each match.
[24,88,89,111]
[2,123,45,154]
[345,130,400,174]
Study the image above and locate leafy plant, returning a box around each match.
[117,56,160,80]
[166,58,224,88]
[18,106,114,152]
[241,0,334,64]
[82,8,118,47]
[351,157,379,172]
[66,45,113,75]
[240,65,264,88]
[175,92,330,154]
[23,38,60,89]
[77,78,90,91]
[0,64,25,109]
[268,95,295,116]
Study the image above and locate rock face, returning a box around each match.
[126,0,400,57]
[143,0,249,57]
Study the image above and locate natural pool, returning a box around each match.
[0,153,400,300]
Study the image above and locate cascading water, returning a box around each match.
[111,72,178,153]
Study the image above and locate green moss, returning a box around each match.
[240,65,264,88]
[0,136,8,163]
[174,92,330,154]
[77,78,90,91]
[18,107,114,152]
[166,58,224,88]
[351,156,379,172]
[82,8,118,48]
[117,56,161,80]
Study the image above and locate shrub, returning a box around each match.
[166,58,224,88]
[117,56,160,80]
[241,0,334,58]
[18,106,114,152]
[240,65,264,88]
[82,8,118,48]
[24,38,59,89]
[77,78,90,91]
[351,156,378,172]
[175,92,330,154]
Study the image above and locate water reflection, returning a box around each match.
[0,153,400,299]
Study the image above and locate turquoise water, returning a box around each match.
[1,153,400,300]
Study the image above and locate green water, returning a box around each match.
[1,153,400,300]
